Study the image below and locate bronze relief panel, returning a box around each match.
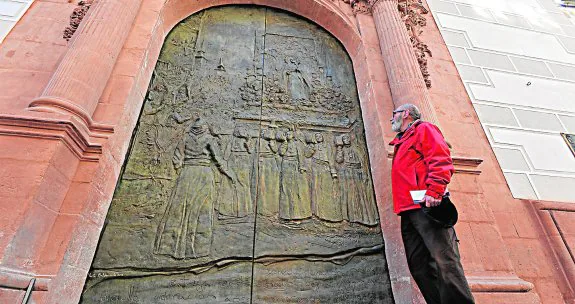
[80,6,393,304]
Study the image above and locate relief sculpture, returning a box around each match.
[278,129,312,220]
[155,117,236,259]
[81,6,393,304]
[217,125,255,219]
[256,128,281,217]
[309,132,341,222]
[284,57,311,105]
[337,133,379,226]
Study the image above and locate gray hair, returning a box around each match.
[397,103,421,121]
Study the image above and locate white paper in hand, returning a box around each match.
[410,190,427,204]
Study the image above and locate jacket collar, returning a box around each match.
[389,120,422,146]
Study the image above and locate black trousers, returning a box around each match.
[401,209,475,304]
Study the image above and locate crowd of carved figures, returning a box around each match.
[81,8,394,303]
[154,115,378,259]
[123,6,385,261]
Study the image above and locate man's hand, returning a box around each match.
[424,195,441,208]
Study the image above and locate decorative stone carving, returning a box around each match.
[80,6,393,304]
[397,0,433,88]
[63,0,94,41]
[347,0,373,15]
[343,0,432,87]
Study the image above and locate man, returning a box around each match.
[389,103,475,304]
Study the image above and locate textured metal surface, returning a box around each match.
[80,6,393,304]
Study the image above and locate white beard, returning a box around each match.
[391,116,403,132]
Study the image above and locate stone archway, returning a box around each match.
[79,6,394,303]
[18,0,435,303]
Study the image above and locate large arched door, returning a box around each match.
[80,6,394,303]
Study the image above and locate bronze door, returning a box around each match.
[81,6,393,304]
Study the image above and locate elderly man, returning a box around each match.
[389,104,474,304]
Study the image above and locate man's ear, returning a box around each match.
[403,110,410,119]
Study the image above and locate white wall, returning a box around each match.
[428,0,575,202]
[0,0,34,44]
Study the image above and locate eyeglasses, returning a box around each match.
[390,110,406,121]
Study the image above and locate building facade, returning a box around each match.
[0,0,573,303]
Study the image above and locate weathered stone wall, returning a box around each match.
[0,0,572,303]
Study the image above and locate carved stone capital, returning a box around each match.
[63,0,94,41]
[366,0,397,8]
[371,0,438,124]
[367,0,382,7]
[346,0,432,87]
[397,0,432,88]
[342,0,373,15]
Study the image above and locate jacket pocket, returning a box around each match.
[414,161,426,190]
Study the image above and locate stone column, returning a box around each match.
[370,0,439,125]
[0,0,142,295]
[29,0,142,128]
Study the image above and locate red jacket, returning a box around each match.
[389,121,454,214]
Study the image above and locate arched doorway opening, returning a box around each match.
[80,5,394,303]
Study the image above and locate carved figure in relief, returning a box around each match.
[217,126,255,218]
[239,71,263,106]
[278,129,312,220]
[154,117,236,259]
[284,57,310,105]
[336,134,378,225]
[309,132,342,222]
[142,81,169,165]
[256,128,281,216]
